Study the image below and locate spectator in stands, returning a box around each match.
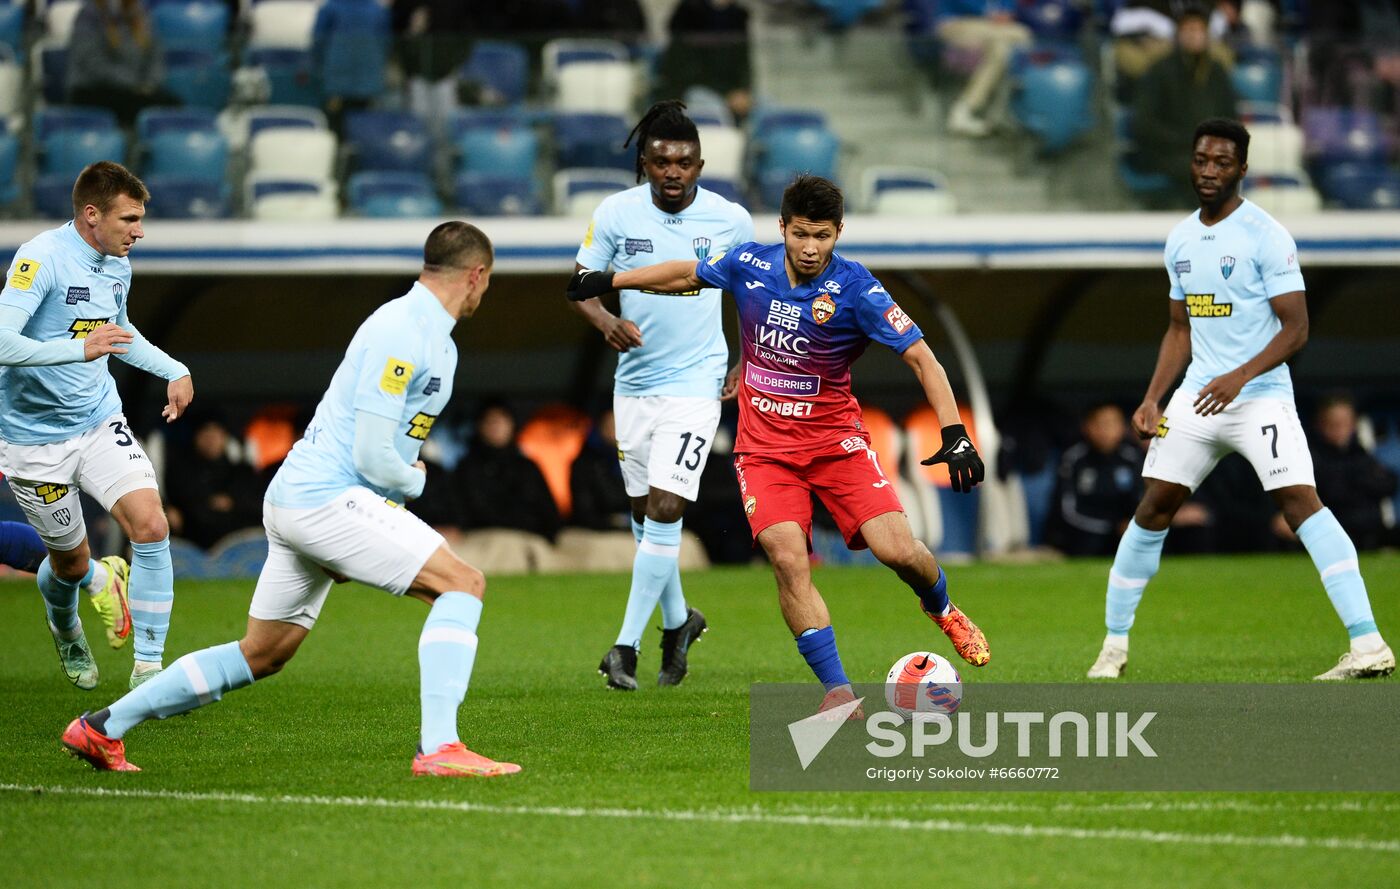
[572,0,648,40]
[1310,395,1398,551]
[452,399,561,541]
[658,0,753,123]
[67,0,179,126]
[934,0,1033,137]
[1130,4,1237,207]
[1046,404,1143,557]
[312,0,390,123]
[569,409,631,531]
[1306,0,1400,107]
[165,413,265,551]
[391,0,475,123]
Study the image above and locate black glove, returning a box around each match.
[566,269,616,302]
[921,423,985,493]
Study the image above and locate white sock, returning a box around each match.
[1351,632,1385,653]
[1105,633,1129,652]
[85,560,109,595]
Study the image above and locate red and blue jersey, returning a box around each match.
[696,241,923,455]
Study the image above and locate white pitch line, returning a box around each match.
[3,784,1397,854]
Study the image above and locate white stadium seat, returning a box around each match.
[552,168,634,217]
[248,128,337,179]
[556,60,636,115]
[45,0,82,45]
[696,125,745,181]
[246,174,339,221]
[248,0,318,50]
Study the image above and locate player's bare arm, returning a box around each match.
[904,339,985,493]
[566,260,701,301]
[1134,300,1192,438]
[567,261,642,352]
[1194,289,1307,416]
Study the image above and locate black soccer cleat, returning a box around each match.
[598,644,639,691]
[657,608,707,687]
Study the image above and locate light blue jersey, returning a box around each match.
[0,223,131,444]
[576,183,753,398]
[1164,198,1306,402]
[267,282,457,509]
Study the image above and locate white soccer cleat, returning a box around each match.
[1087,642,1128,679]
[1314,644,1396,680]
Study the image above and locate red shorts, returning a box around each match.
[734,443,904,550]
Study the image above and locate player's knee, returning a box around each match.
[127,511,170,544]
[873,537,921,572]
[767,546,806,579]
[447,560,486,598]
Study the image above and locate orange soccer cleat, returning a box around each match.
[927,603,991,667]
[412,742,521,778]
[61,715,140,772]
[817,685,865,721]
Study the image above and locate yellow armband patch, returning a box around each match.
[8,258,40,290]
[379,357,414,395]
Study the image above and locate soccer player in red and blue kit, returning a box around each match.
[569,175,989,716]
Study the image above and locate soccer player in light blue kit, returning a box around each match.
[0,162,192,690]
[1088,119,1393,680]
[570,100,753,690]
[63,222,520,776]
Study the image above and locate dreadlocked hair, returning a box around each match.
[624,100,700,183]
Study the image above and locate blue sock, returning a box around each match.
[1296,508,1380,640]
[616,517,682,649]
[796,626,851,691]
[1105,520,1168,636]
[0,521,46,574]
[915,566,950,617]
[658,518,689,630]
[130,538,175,664]
[419,591,483,752]
[99,641,254,739]
[630,516,644,545]
[37,557,81,637]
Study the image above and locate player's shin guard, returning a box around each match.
[419,591,483,753]
[1104,521,1168,638]
[616,517,682,649]
[796,626,851,691]
[1,520,47,574]
[1296,508,1381,643]
[37,557,82,637]
[98,641,254,739]
[129,538,175,665]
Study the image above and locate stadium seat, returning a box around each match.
[151,1,229,51]
[1302,107,1388,166]
[542,38,629,88]
[1011,51,1094,153]
[809,0,886,28]
[344,110,432,173]
[0,58,20,125]
[556,60,636,115]
[754,125,840,208]
[460,39,529,106]
[0,4,24,59]
[552,113,632,170]
[137,107,218,141]
[1317,164,1400,210]
[0,124,17,205]
[683,86,733,127]
[207,529,269,578]
[452,172,543,216]
[862,166,956,214]
[1244,120,1306,177]
[1243,174,1322,215]
[699,176,746,207]
[451,110,539,178]
[37,45,70,103]
[244,105,327,141]
[749,108,828,142]
[33,173,77,218]
[145,129,228,181]
[247,48,321,107]
[1015,0,1085,40]
[517,405,591,519]
[44,0,81,45]
[143,175,232,219]
[1231,49,1284,105]
[552,168,634,217]
[249,127,336,179]
[695,124,745,180]
[40,128,127,177]
[346,171,443,218]
[314,0,389,104]
[248,0,318,50]
[246,175,339,221]
[167,536,212,579]
[34,106,118,139]
[163,48,233,109]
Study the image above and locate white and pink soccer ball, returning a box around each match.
[885,651,962,717]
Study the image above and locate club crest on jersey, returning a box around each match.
[52,507,72,527]
[812,293,837,324]
[1220,256,1236,279]
[744,495,757,517]
[112,282,124,304]
[692,237,711,262]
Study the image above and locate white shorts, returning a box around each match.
[0,414,157,551]
[614,394,721,501]
[249,487,445,630]
[1144,389,1315,492]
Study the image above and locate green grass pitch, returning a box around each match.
[2,553,1398,887]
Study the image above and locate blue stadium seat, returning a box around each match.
[248,48,321,107]
[1012,51,1094,153]
[35,107,119,139]
[40,129,128,177]
[1302,106,1387,166]
[137,107,218,140]
[460,39,529,106]
[163,49,232,108]
[207,533,270,579]
[1231,48,1283,105]
[754,125,840,207]
[0,4,24,59]
[347,171,442,218]
[1016,0,1085,40]
[246,106,326,140]
[314,0,389,102]
[749,108,827,141]
[145,130,228,180]
[167,536,212,579]
[700,176,746,206]
[552,113,632,170]
[39,46,68,104]
[1317,163,1400,210]
[248,178,326,202]
[451,111,538,177]
[152,2,229,51]
[33,174,77,218]
[0,125,17,205]
[808,0,885,29]
[344,110,432,173]
[143,175,232,219]
[453,172,543,216]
